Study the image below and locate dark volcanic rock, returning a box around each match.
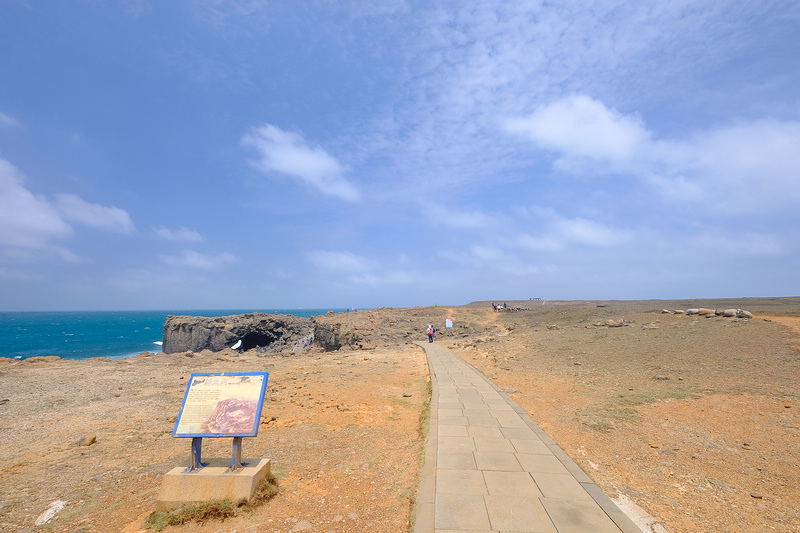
[162,313,316,354]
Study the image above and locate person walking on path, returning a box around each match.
[427,324,435,343]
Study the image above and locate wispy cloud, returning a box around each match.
[0,159,136,265]
[423,204,497,230]
[55,194,135,233]
[161,250,237,270]
[154,226,204,242]
[242,124,360,201]
[0,111,20,128]
[306,250,375,272]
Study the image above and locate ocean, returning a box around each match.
[0,309,347,361]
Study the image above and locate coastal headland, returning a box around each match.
[1,298,799,532]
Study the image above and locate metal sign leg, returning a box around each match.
[227,436,248,472]
[184,437,209,473]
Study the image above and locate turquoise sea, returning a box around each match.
[0,309,347,361]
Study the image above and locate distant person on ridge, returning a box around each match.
[427,324,435,343]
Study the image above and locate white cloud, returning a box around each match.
[0,159,136,265]
[161,250,237,270]
[55,194,135,233]
[154,226,204,242]
[0,160,73,249]
[242,124,360,201]
[505,95,650,163]
[506,96,800,215]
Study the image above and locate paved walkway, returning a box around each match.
[413,342,642,533]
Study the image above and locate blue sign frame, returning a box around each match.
[172,372,269,438]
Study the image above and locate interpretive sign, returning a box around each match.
[446,318,453,329]
[173,372,269,438]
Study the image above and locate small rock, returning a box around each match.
[78,433,97,447]
[661,309,672,314]
[292,520,311,531]
[0,398,9,405]
[35,500,66,526]
[402,392,412,397]
[750,492,763,499]
[764,318,772,322]
[546,324,559,330]
[655,375,669,381]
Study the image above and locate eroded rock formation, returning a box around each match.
[162,313,315,354]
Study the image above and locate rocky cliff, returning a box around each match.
[161,312,379,354]
[162,313,316,354]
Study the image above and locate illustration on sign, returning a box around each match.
[173,372,269,438]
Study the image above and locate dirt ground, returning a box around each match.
[1,298,799,532]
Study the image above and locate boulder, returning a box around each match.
[723,309,738,317]
[698,308,716,315]
[686,309,700,315]
[737,310,753,319]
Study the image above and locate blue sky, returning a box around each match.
[1,1,799,311]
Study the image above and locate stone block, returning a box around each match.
[156,458,271,511]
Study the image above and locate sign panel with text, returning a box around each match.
[173,372,269,438]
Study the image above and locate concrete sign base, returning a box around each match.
[156,457,272,511]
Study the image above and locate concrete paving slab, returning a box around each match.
[474,451,523,471]
[437,451,477,470]
[439,425,469,437]
[437,469,488,495]
[485,495,557,532]
[467,426,504,439]
[439,416,469,426]
[517,454,571,475]
[500,427,539,440]
[467,415,503,427]
[511,438,550,454]
[435,494,491,530]
[473,437,516,453]
[439,436,476,453]
[483,471,543,497]
[531,473,595,501]
[542,499,625,533]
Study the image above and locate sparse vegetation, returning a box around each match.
[144,473,278,531]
